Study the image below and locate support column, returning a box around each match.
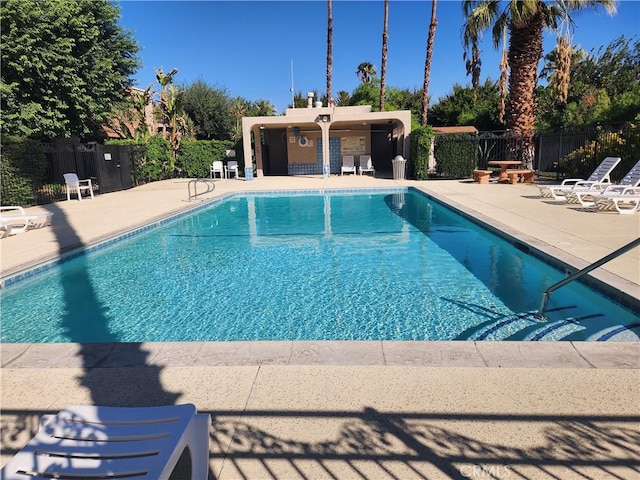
[319,121,331,178]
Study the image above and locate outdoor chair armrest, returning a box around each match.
[0,206,27,215]
[560,178,585,185]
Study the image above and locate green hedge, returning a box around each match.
[176,139,236,177]
[434,133,478,178]
[410,125,434,180]
[1,136,47,206]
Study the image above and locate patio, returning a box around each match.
[1,175,638,479]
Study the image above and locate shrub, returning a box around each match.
[1,136,47,206]
[410,125,434,180]
[434,133,478,178]
[176,139,236,178]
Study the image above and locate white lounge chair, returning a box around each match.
[0,206,53,235]
[64,173,94,201]
[341,155,356,175]
[1,404,210,480]
[570,159,640,207]
[538,156,621,201]
[225,160,240,179]
[210,161,224,179]
[359,155,375,176]
[593,187,640,215]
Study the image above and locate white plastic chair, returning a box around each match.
[64,173,94,201]
[1,404,210,480]
[341,155,356,175]
[226,160,240,179]
[210,161,224,179]
[359,155,375,176]
[0,206,53,235]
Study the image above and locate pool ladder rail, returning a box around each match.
[187,178,216,201]
[536,237,640,320]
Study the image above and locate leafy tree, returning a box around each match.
[1,0,139,139]
[356,62,376,84]
[182,80,233,140]
[107,85,154,142]
[537,35,640,128]
[247,99,277,117]
[429,81,503,131]
[335,90,351,106]
[462,0,616,165]
[350,79,381,107]
[154,67,191,172]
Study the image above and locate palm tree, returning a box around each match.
[356,62,376,84]
[462,0,616,165]
[380,0,389,111]
[421,0,438,125]
[326,0,333,105]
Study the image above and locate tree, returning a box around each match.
[356,62,376,84]
[335,90,351,106]
[182,80,233,140]
[154,67,192,172]
[248,99,277,117]
[421,0,438,125]
[462,0,616,165]
[380,0,389,111]
[326,0,333,104]
[0,0,139,139]
[537,35,640,128]
[107,85,154,142]
[429,80,503,131]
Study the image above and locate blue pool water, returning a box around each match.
[2,189,638,343]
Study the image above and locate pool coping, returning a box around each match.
[2,340,639,369]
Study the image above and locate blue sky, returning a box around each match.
[118,0,640,113]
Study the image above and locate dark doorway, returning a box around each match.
[263,129,288,175]
[372,124,394,173]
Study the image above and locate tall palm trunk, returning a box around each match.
[506,6,544,166]
[326,0,333,105]
[379,0,389,111]
[421,0,437,126]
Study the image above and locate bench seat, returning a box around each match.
[505,169,535,184]
[473,169,492,184]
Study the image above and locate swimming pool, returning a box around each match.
[2,188,639,343]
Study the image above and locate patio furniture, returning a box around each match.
[64,173,94,201]
[569,159,640,207]
[0,206,53,235]
[225,160,240,179]
[210,161,224,179]
[487,161,522,182]
[1,404,211,480]
[593,187,640,215]
[341,155,357,175]
[537,156,621,201]
[473,169,492,184]
[505,169,535,184]
[358,155,375,176]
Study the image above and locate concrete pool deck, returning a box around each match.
[1,175,639,479]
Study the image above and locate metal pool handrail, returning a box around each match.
[537,236,640,320]
[188,178,216,201]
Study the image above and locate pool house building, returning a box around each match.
[241,97,412,179]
